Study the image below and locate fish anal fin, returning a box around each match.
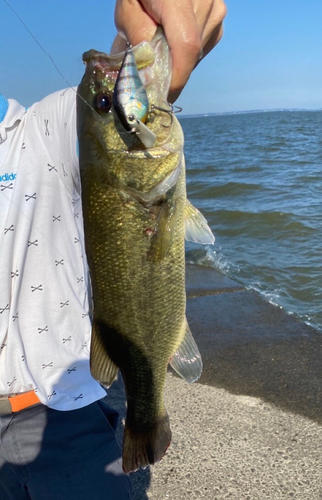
[185,199,215,245]
[122,413,171,473]
[169,319,203,383]
[90,318,119,388]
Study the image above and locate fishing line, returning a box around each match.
[2,0,98,115]
[3,0,73,89]
[3,0,178,155]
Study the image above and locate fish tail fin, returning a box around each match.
[122,413,171,473]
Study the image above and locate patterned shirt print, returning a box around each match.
[0,90,105,410]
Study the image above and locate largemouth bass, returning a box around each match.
[77,30,214,473]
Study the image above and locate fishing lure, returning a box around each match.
[113,43,157,148]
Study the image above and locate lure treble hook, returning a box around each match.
[150,104,182,128]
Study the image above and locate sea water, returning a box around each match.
[180,111,322,332]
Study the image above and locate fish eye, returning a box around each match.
[95,92,112,113]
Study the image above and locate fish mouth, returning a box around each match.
[82,27,166,70]
[82,40,156,74]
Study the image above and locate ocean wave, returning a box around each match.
[185,245,234,275]
[190,182,263,199]
[208,210,316,239]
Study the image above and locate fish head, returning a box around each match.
[77,30,184,199]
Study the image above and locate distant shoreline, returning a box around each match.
[180,108,322,119]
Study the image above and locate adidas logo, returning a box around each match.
[0,173,17,181]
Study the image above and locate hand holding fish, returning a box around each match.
[112,0,227,101]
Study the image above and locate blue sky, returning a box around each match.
[1,0,321,114]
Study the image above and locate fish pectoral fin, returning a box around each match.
[169,319,203,383]
[90,319,119,387]
[149,197,177,261]
[185,199,215,245]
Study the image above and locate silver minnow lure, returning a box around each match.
[113,43,156,148]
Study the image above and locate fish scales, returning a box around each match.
[77,30,208,473]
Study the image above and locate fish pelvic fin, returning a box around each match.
[169,318,203,383]
[185,199,215,245]
[122,412,171,473]
[90,319,119,387]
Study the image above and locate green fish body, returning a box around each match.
[77,31,214,473]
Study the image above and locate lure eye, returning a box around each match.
[95,92,112,113]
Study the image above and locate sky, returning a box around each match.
[1,0,321,115]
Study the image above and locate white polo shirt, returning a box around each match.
[0,89,106,410]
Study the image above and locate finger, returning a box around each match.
[114,0,158,48]
[167,0,224,102]
[147,0,226,99]
[154,0,202,97]
[197,0,227,57]
[202,22,224,59]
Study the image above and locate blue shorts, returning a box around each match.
[0,400,133,499]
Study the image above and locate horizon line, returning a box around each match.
[180,108,322,118]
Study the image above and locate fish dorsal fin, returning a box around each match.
[90,319,119,387]
[169,319,203,383]
[185,199,215,245]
